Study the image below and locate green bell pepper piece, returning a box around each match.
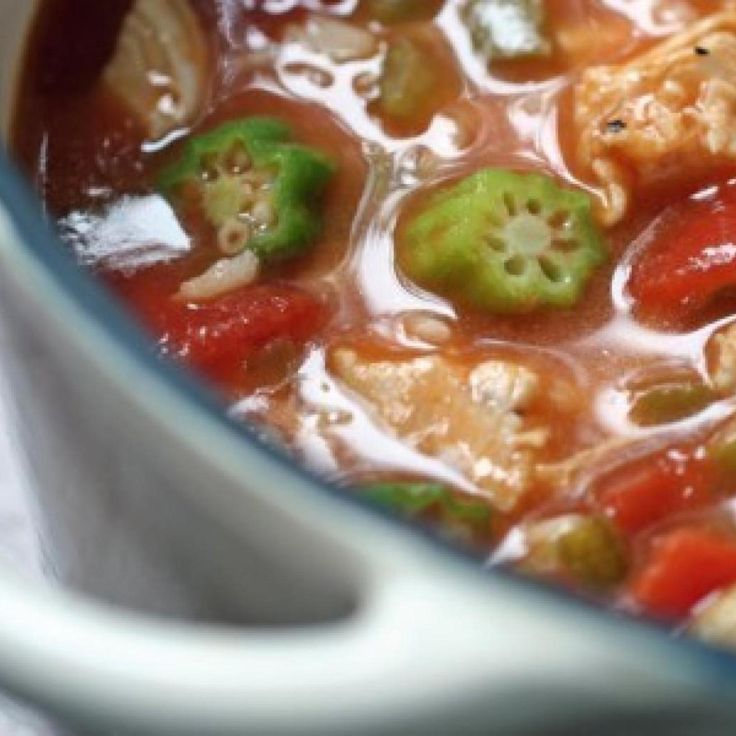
[362,481,491,543]
[158,117,335,262]
[464,0,551,61]
[400,168,606,313]
[630,381,715,427]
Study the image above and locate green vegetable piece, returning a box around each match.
[524,514,627,589]
[400,168,606,313]
[708,422,736,477]
[158,117,335,262]
[630,382,715,427]
[557,516,627,588]
[377,37,437,121]
[362,482,491,543]
[364,0,441,24]
[464,0,551,61]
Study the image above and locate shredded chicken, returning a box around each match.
[707,321,736,394]
[331,350,546,511]
[104,0,210,140]
[575,12,736,226]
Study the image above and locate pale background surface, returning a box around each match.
[0,327,69,735]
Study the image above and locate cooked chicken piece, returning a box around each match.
[331,350,546,511]
[707,321,736,394]
[469,360,539,413]
[574,12,736,226]
[104,0,210,140]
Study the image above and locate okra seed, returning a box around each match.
[539,256,563,283]
[487,236,506,252]
[252,198,276,227]
[552,237,578,253]
[505,255,527,276]
[201,154,220,181]
[218,218,252,255]
[227,145,251,174]
[503,192,517,216]
[527,199,542,215]
[549,210,571,229]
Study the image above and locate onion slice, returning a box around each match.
[104,0,210,140]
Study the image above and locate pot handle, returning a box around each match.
[0,553,730,736]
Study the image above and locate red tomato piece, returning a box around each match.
[157,284,326,383]
[630,529,736,619]
[595,450,712,536]
[628,184,736,321]
[107,267,326,385]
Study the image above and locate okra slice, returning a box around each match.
[158,117,335,262]
[464,0,551,62]
[523,514,628,589]
[362,481,491,544]
[400,169,606,313]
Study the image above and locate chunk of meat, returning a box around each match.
[574,12,736,226]
[104,0,210,140]
[331,350,546,511]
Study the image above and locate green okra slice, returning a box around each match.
[400,168,606,313]
[158,117,335,263]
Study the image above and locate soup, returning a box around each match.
[13,0,736,643]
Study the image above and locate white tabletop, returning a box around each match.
[0,333,70,735]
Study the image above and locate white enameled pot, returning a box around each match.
[1,3,736,735]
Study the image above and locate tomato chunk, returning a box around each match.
[628,184,736,322]
[595,450,711,536]
[108,267,326,385]
[630,529,736,619]
[156,284,326,383]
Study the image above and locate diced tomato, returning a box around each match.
[106,267,326,385]
[630,529,736,619]
[628,184,736,321]
[595,450,712,536]
[156,284,326,383]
